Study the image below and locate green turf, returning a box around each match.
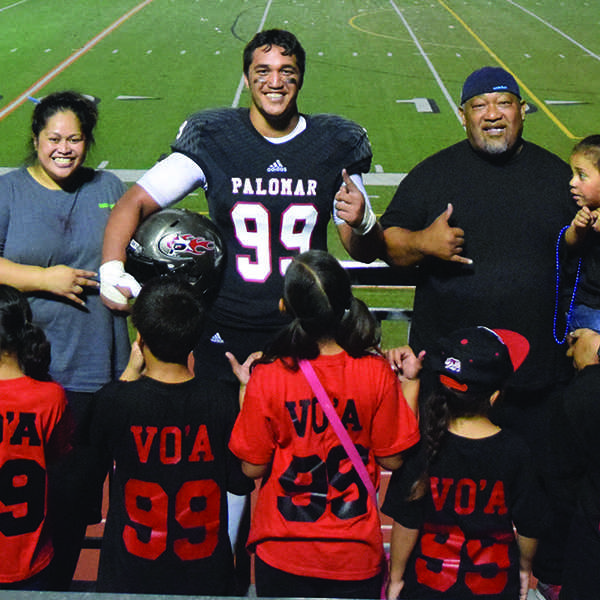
[1,0,596,168]
[1,0,597,347]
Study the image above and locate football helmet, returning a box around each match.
[126,208,225,301]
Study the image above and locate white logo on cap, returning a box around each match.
[445,357,461,373]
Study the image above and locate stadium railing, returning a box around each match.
[341,260,416,322]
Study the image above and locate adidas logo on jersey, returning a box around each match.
[267,160,287,173]
[210,332,225,344]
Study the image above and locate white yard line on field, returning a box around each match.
[385,0,580,139]
[436,0,578,139]
[0,0,156,121]
[231,0,274,108]
[388,0,463,124]
[0,0,28,12]
[505,0,600,61]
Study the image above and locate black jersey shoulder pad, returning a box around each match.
[309,113,370,147]
[177,107,245,137]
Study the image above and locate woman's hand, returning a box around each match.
[41,265,98,306]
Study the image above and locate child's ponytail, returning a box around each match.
[409,385,451,500]
[409,383,502,501]
[337,296,381,357]
[18,322,51,381]
[0,284,52,381]
[261,251,381,367]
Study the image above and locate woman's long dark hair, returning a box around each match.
[0,284,51,381]
[260,250,381,368]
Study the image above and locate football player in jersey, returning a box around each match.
[99,29,382,589]
[100,28,383,382]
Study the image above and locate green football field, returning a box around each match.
[1,0,598,346]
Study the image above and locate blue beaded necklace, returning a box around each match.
[553,225,581,344]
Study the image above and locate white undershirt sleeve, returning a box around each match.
[137,152,207,208]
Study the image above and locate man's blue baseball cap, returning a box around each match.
[461,66,521,104]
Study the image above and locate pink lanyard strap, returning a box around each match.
[298,359,378,507]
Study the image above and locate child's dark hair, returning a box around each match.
[132,277,205,365]
[571,134,600,172]
[243,29,306,87]
[261,250,380,368]
[27,90,98,164]
[0,284,51,380]
[409,382,497,500]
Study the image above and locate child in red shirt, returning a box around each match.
[230,250,420,598]
[0,285,72,590]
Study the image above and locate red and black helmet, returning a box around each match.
[126,208,225,301]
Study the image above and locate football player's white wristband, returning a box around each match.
[352,204,377,236]
[99,260,142,304]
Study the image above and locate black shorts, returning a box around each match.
[254,555,383,600]
[193,318,280,383]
